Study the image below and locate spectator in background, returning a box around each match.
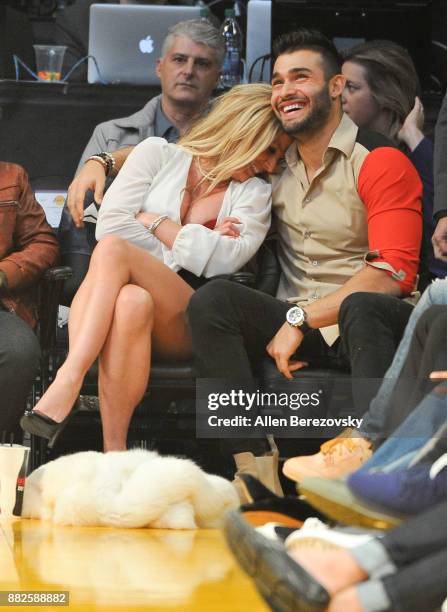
[341,39,446,289]
[54,0,195,82]
[58,18,223,302]
[432,92,447,261]
[0,162,59,439]
[0,6,35,79]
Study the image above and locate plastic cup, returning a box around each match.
[33,45,67,82]
[0,445,29,517]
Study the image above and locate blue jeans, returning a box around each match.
[361,382,447,472]
[360,279,447,438]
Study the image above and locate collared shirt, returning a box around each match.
[272,113,423,345]
[153,99,180,143]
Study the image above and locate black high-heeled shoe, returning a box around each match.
[20,400,80,448]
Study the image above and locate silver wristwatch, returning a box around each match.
[286,305,311,334]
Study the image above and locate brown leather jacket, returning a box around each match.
[0,162,59,329]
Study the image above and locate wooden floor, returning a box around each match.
[0,518,269,612]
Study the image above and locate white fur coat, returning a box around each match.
[22,449,239,529]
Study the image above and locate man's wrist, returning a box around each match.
[86,152,116,177]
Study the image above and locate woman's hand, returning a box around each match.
[397,96,425,151]
[213,217,241,238]
[135,211,160,229]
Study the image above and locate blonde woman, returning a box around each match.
[22,84,291,451]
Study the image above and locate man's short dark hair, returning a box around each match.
[273,29,342,80]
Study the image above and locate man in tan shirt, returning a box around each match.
[187,29,423,490]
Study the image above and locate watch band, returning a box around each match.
[297,319,312,334]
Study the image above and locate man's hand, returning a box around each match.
[266,322,308,380]
[67,160,107,229]
[432,217,447,262]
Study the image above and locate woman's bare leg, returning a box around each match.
[33,236,195,422]
[98,285,154,451]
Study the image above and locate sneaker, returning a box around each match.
[256,517,328,543]
[283,434,372,483]
[285,524,372,552]
[347,457,447,516]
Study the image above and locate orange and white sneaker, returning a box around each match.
[282,433,372,483]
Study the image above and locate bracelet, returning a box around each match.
[147,214,169,235]
[86,152,116,177]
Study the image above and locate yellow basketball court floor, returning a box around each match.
[0,518,268,612]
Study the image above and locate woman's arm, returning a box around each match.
[95,138,170,250]
[170,178,272,277]
[135,212,242,246]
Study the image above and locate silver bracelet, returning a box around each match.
[147,214,169,235]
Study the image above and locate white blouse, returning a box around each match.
[96,137,272,277]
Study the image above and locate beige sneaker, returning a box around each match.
[282,433,372,483]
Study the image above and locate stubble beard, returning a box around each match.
[281,85,332,138]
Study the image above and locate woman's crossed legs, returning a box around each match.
[33,236,195,451]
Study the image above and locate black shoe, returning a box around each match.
[239,473,282,503]
[224,510,329,612]
[239,474,326,528]
[20,400,80,448]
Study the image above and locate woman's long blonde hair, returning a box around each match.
[179,83,282,192]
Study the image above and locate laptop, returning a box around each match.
[88,4,201,85]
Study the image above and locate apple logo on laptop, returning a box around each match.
[139,36,154,54]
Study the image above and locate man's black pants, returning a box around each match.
[187,281,412,451]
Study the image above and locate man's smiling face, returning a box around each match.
[271,49,333,136]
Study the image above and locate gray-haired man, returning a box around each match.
[58,19,224,300]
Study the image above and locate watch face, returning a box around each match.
[287,306,305,327]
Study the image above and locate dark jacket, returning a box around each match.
[434,92,447,217]
[0,162,59,328]
[54,0,114,82]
